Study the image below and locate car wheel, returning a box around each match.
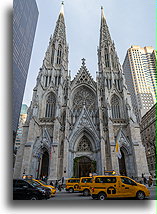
[83,189,90,196]
[98,192,107,200]
[136,191,145,200]
[30,195,38,200]
[68,188,74,193]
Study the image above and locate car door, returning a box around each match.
[118,177,137,197]
[13,180,20,200]
[14,180,29,200]
[103,177,118,198]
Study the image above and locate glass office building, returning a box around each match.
[13,0,39,140]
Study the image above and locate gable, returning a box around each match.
[71,64,97,91]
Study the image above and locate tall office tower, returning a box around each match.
[13,0,39,143]
[123,46,156,122]
[14,4,149,181]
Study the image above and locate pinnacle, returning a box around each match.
[101,6,106,20]
[60,1,64,16]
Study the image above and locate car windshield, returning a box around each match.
[27,180,41,187]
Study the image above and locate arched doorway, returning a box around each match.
[40,150,49,179]
[118,149,127,176]
[73,156,96,177]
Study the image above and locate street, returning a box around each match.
[49,186,156,200]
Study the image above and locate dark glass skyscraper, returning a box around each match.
[13,0,39,140]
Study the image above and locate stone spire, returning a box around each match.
[100,6,112,45]
[60,1,64,16]
[98,6,120,73]
[52,1,66,42]
[43,2,68,78]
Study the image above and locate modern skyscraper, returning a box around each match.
[14,4,149,181]
[13,0,39,142]
[123,46,156,122]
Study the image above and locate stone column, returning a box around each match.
[128,121,149,178]
[48,119,60,182]
[98,107,106,174]
[110,145,119,173]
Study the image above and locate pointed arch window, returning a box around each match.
[45,93,56,118]
[60,141,64,157]
[105,48,110,67]
[77,136,92,152]
[111,95,121,119]
[45,75,48,87]
[56,44,62,65]
[111,54,114,68]
[51,43,55,65]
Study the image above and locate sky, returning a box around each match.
[23,0,155,106]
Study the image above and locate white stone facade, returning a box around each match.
[14,5,149,182]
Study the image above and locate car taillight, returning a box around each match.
[92,187,94,192]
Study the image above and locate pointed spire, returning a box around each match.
[60,1,64,16]
[52,2,66,42]
[101,6,106,21]
[100,6,112,43]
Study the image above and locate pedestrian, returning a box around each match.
[55,180,58,188]
[148,175,153,187]
[58,183,62,191]
[50,181,54,186]
[143,177,147,185]
[62,176,64,185]
[45,176,48,184]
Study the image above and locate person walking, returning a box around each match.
[143,176,147,185]
[148,175,153,187]
[50,181,54,186]
[55,180,58,188]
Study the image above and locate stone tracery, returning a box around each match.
[77,136,92,152]
[73,86,96,112]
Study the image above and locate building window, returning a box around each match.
[51,43,55,65]
[45,75,48,87]
[56,44,62,65]
[105,48,110,67]
[45,93,56,118]
[77,136,92,152]
[111,95,121,119]
[60,141,64,157]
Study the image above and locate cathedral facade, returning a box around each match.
[14,4,149,182]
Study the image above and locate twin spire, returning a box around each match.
[58,3,106,23]
[57,3,111,42]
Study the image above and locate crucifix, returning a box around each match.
[81,58,86,66]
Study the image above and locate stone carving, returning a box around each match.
[77,112,92,131]
[73,86,96,112]
[77,136,92,152]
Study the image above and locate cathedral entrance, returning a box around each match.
[73,156,95,177]
[40,150,49,179]
[118,149,127,176]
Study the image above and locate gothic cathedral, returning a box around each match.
[14,4,149,182]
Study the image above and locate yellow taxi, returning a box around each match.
[78,177,92,196]
[65,178,80,193]
[33,179,56,197]
[90,175,150,200]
